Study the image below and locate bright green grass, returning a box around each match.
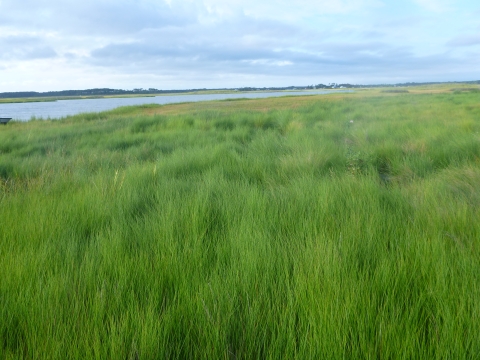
[1,91,480,358]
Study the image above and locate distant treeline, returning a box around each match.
[0,88,211,99]
[1,80,479,98]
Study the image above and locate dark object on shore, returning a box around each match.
[0,117,12,125]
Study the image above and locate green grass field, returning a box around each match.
[1,88,480,358]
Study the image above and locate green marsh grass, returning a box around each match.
[1,90,480,358]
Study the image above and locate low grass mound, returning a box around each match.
[380,89,409,93]
[1,91,480,358]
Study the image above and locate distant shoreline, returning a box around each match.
[0,89,347,104]
[1,80,478,103]
[0,89,349,121]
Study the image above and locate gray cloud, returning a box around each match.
[447,34,480,47]
[0,35,58,60]
[87,14,308,67]
[87,32,473,83]
[0,0,195,35]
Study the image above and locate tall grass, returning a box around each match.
[1,91,480,358]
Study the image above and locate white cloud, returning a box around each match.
[412,0,453,12]
[195,0,383,22]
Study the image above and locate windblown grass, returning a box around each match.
[1,90,480,358]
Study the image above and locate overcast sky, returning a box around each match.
[0,0,479,91]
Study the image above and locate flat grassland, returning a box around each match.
[1,87,480,358]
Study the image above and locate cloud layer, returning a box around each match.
[0,0,479,91]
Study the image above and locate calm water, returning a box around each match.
[0,90,348,121]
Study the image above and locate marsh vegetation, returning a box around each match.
[1,89,480,358]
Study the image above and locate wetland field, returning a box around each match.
[1,87,480,358]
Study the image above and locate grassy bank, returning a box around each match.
[1,90,480,358]
[0,89,330,104]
